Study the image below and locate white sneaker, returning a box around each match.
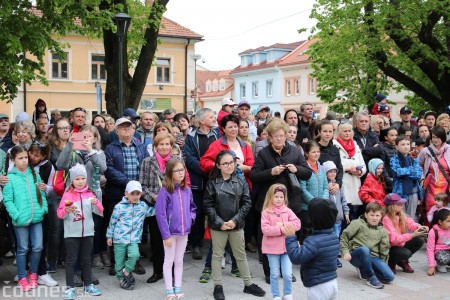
[4,251,15,258]
[38,273,58,286]
[437,265,447,273]
[14,274,18,282]
[13,259,16,266]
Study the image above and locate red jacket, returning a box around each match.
[358,173,386,207]
[217,109,230,135]
[200,136,254,189]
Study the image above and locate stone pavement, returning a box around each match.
[1,242,450,300]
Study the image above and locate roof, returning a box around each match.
[30,7,203,40]
[196,70,234,98]
[278,39,317,66]
[238,41,304,55]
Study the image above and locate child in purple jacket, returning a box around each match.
[155,158,196,300]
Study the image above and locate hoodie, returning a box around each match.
[427,224,450,267]
[359,158,386,207]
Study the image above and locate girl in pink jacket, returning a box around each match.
[427,209,450,275]
[261,184,301,300]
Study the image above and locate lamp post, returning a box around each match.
[114,12,131,115]
[191,54,202,114]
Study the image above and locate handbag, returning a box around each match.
[287,172,302,195]
[52,151,76,196]
[428,147,450,194]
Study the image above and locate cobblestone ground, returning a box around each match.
[1,241,450,300]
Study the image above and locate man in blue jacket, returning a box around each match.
[104,118,148,275]
[185,108,220,261]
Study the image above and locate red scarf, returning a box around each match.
[337,137,356,158]
[154,152,171,172]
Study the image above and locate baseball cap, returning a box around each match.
[238,101,250,109]
[384,193,407,206]
[122,108,140,119]
[222,98,237,106]
[257,105,270,113]
[322,161,338,174]
[115,117,133,127]
[126,181,142,193]
[0,113,9,119]
[400,106,412,114]
[379,104,390,113]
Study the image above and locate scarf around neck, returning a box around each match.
[272,203,286,215]
[398,153,414,196]
[337,137,356,158]
[155,151,171,172]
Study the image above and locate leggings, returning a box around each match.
[163,235,188,291]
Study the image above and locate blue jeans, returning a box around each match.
[14,222,43,280]
[350,246,394,283]
[267,253,292,298]
[333,223,341,238]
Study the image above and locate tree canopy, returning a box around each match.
[308,0,450,113]
[0,0,169,118]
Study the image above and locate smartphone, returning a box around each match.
[356,165,364,171]
[72,132,88,151]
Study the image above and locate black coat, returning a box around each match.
[316,139,344,187]
[203,174,251,231]
[250,142,312,213]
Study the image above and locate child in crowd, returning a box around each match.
[323,161,350,268]
[261,184,300,300]
[156,159,196,299]
[28,144,59,287]
[285,198,340,300]
[359,158,386,207]
[300,141,329,241]
[106,181,154,290]
[32,98,50,124]
[390,135,422,220]
[57,164,103,299]
[3,146,48,291]
[371,94,388,115]
[427,193,450,223]
[340,202,394,289]
[427,209,450,275]
[204,150,265,300]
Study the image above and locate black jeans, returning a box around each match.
[188,190,205,248]
[38,215,49,276]
[103,198,120,265]
[149,216,164,274]
[47,195,64,264]
[388,236,424,264]
[65,237,94,287]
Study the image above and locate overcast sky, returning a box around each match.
[164,0,317,71]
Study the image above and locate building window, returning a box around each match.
[253,54,259,64]
[206,80,211,92]
[286,80,291,96]
[91,55,105,80]
[213,80,218,91]
[52,53,68,79]
[266,80,273,97]
[252,82,258,98]
[240,83,246,99]
[241,56,247,67]
[267,52,272,62]
[309,77,316,94]
[295,79,300,95]
[220,79,225,90]
[156,58,170,83]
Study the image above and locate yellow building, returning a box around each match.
[0,17,203,121]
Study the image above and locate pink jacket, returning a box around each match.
[427,206,450,223]
[427,224,450,267]
[382,214,419,247]
[261,205,301,254]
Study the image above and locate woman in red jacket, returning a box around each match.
[359,158,386,207]
[200,114,254,189]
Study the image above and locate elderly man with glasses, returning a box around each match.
[0,114,14,152]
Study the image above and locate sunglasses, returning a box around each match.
[73,107,87,113]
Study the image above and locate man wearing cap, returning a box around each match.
[0,114,13,152]
[255,105,271,126]
[185,108,220,260]
[217,98,237,135]
[104,117,148,275]
[109,108,141,143]
[379,105,392,126]
[393,106,417,137]
[237,101,257,142]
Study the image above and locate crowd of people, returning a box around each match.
[0,96,450,300]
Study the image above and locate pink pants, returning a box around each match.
[163,235,188,290]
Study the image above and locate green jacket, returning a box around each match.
[3,167,48,227]
[340,216,390,261]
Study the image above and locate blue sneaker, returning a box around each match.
[84,284,102,296]
[367,276,384,289]
[65,287,76,300]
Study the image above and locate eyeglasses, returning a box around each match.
[119,124,133,130]
[220,161,235,167]
[57,126,70,131]
[73,107,87,113]
[172,168,185,174]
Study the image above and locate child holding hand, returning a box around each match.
[57,164,103,299]
[261,184,300,300]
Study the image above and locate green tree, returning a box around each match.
[0,0,169,118]
[308,0,450,114]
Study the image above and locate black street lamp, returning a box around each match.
[114,12,131,115]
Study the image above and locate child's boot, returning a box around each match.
[397,260,414,273]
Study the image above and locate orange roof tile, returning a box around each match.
[196,70,233,98]
[239,41,304,55]
[278,39,317,66]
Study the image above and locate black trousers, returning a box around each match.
[149,216,164,274]
[103,198,120,265]
[65,237,94,287]
[188,190,205,248]
[388,236,424,264]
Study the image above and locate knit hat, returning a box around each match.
[35,99,46,107]
[322,161,338,174]
[368,158,383,176]
[308,198,337,230]
[126,181,142,193]
[69,163,87,183]
[375,94,387,102]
